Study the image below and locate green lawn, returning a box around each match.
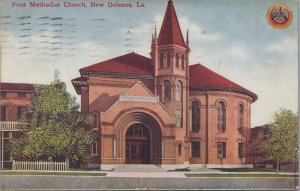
[185,173,298,178]
[211,168,276,172]
[1,171,106,176]
[168,167,191,172]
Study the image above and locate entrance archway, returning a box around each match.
[125,123,150,164]
[116,111,163,164]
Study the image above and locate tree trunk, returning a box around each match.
[276,159,279,174]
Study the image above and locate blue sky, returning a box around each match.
[0,0,298,127]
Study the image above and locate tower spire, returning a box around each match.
[186,30,190,52]
[186,30,189,43]
[158,0,185,47]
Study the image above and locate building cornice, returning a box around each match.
[81,71,154,80]
[190,88,254,102]
[88,81,133,88]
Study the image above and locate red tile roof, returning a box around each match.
[76,53,256,101]
[80,52,153,75]
[189,64,257,101]
[71,76,89,83]
[158,0,186,47]
[0,82,34,91]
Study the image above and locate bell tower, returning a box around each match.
[151,0,189,122]
[151,0,190,163]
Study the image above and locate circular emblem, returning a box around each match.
[267,4,292,29]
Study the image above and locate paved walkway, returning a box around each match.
[103,164,298,177]
[106,171,186,177]
[106,164,185,177]
[113,164,166,172]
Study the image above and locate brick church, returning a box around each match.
[71,0,257,169]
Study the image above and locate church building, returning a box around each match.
[72,0,257,169]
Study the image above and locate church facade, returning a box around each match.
[72,0,257,169]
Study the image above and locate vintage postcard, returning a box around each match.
[0,0,298,190]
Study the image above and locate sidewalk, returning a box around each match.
[1,171,298,190]
[106,171,186,177]
[104,170,298,178]
[1,166,298,177]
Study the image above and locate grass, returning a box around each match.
[168,167,191,172]
[184,173,298,178]
[211,168,276,172]
[1,171,106,176]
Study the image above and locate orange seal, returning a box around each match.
[267,4,292,29]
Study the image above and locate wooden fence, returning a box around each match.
[12,160,68,171]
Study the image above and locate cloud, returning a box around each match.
[263,35,297,53]
[179,17,221,43]
[263,43,284,53]
[225,42,250,60]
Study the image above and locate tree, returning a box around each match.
[9,80,94,166]
[258,108,298,173]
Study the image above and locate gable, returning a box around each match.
[125,82,154,97]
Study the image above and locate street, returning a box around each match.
[0,175,298,190]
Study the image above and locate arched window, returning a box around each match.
[176,53,179,68]
[191,141,200,158]
[164,80,171,101]
[192,101,200,132]
[92,141,98,155]
[178,143,182,156]
[167,52,171,68]
[175,81,183,101]
[160,52,164,68]
[176,110,182,128]
[93,112,98,129]
[217,101,226,132]
[238,104,244,132]
[181,55,185,69]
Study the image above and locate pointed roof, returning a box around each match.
[189,64,258,101]
[158,0,186,47]
[80,52,153,75]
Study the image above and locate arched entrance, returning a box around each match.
[116,111,163,164]
[125,123,150,164]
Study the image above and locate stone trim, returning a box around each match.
[119,95,159,103]
[162,136,176,139]
[214,137,227,141]
[81,71,154,79]
[190,89,254,102]
[88,81,134,88]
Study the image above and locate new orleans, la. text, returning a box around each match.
[11,1,146,8]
